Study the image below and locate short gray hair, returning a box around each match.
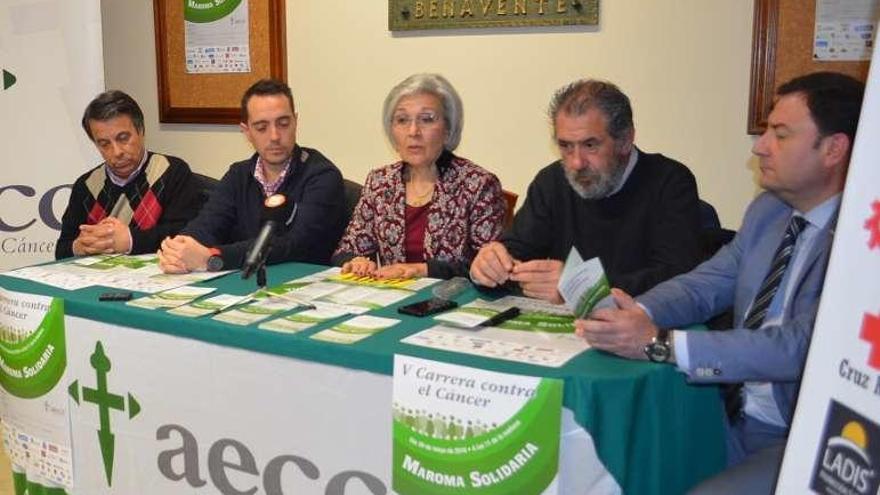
[382,73,463,150]
[548,79,633,140]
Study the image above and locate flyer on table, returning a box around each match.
[392,355,562,494]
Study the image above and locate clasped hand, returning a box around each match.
[72,217,131,256]
[469,241,564,303]
[158,235,210,274]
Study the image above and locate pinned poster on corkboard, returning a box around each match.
[154,0,287,124]
[748,0,871,134]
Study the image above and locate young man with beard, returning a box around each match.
[470,79,702,302]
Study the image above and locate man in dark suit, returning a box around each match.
[576,71,865,494]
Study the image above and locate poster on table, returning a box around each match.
[0,287,73,492]
[0,0,104,270]
[775,43,880,494]
[392,355,563,494]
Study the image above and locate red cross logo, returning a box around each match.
[861,312,880,370]
[866,200,880,250]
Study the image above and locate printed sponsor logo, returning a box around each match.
[1,69,15,90]
[861,312,880,372]
[810,400,880,495]
[68,342,141,486]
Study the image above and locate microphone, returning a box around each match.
[241,194,292,279]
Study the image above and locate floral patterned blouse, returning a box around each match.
[333,151,506,279]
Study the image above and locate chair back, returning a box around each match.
[502,189,518,230]
[343,179,363,226]
[698,199,735,259]
[699,199,721,230]
[191,172,219,207]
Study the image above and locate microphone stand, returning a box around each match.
[243,244,271,289]
[241,234,272,289]
[255,254,268,289]
[241,194,295,291]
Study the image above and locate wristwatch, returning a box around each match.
[644,328,672,363]
[206,248,224,272]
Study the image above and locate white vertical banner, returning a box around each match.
[0,0,104,270]
[776,50,880,493]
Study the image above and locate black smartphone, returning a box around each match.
[397,298,458,317]
[99,291,133,302]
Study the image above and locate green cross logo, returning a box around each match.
[68,341,141,486]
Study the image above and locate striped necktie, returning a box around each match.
[743,215,808,329]
[725,215,807,420]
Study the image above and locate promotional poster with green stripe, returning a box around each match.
[392,355,562,494]
[184,0,251,74]
[0,287,72,493]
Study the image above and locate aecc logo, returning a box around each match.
[0,184,71,232]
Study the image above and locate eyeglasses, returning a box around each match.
[391,112,441,129]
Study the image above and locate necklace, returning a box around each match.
[407,182,435,206]
[404,163,438,206]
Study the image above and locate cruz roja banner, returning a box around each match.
[392,355,563,494]
[0,1,103,270]
[775,46,880,494]
[0,287,72,493]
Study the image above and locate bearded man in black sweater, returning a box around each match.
[470,79,702,302]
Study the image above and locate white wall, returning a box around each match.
[102,1,758,228]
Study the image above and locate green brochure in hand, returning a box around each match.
[557,247,614,318]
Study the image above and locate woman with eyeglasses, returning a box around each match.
[333,73,506,279]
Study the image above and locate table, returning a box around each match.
[0,262,725,494]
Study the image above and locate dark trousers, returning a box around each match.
[688,413,788,495]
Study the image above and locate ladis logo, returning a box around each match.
[811,400,879,495]
[68,341,142,487]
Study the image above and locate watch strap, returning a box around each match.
[655,327,670,343]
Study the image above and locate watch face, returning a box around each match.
[206,255,224,272]
[645,342,670,363]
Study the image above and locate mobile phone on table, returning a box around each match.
[99,291,133,302]
[397,298,458,317]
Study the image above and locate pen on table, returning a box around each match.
[204,291,258,316]
[480,306,521,327]
[269,291,316,310]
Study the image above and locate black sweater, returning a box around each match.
[502,150,702,296]
[56,152,200,259]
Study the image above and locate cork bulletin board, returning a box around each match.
[153,0,287,124]
[748,0,872,134]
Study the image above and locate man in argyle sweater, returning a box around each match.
[55,91,201,259]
